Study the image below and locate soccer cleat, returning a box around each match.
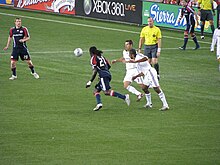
[31,72,39,79]
[201,35,205,39]
[144,103,152,109]
[125,94,130,106]
[159,106,169,111]
[179,46,186,50]
[137,93,144,102]
[193,45,200,50]
[93,103,103,111]
[9,75,17,80]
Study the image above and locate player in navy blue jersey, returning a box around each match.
[178,0,200,50]
[86,46,130,111]
[3,18,39,80]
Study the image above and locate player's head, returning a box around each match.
[94,50,103,57]
[125,40,133,51]
[181,0,187,6]
[14,17,22,28]
[148,17,154,28]
[129,49,137,59]
[89,46,97,57]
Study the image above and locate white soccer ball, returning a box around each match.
[74,48,83,57]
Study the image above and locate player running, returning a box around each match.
[129,49,169,111]
[178,0,200,50]
[86,46,130,111]
[3,17,39,80]
[111,40,144,101]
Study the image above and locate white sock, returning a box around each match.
[219,63,220,72]
[126,85,141,96]
[158,91,168,107]
[145,93,152,105]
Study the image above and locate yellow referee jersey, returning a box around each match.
[140,25,162,45]
[198,0,213,10]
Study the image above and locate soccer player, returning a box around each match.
[129,49,169,111]
[3,17,39,80]
[138,17,161,80]
[210,20,220,71]
[86,46,130,111]
[111,40,144,101]
[178,0,200,50]
[198,0,215,39]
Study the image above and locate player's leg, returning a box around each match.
[9,49,18,80]
[141,73,152,108]
[102,77,130,106]
[151,45,160,79]
[93,83,103,111]
[200,10,206,39]
[191,32,200,50]
[123,71,142,99]
[179,30,189,50]
[21,48,39,79]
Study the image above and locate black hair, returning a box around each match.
[129,49,137,57]
[125,40,133,45]
[94,49,103,56]
[89,46,97,54]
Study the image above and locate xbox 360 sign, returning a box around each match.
[76,0,142,24]
[84,0,92,15]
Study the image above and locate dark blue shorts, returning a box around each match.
[11,47,31,61]
[95,77,112,92]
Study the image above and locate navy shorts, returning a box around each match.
[200,9,213,21]
[11,47,31,61]
[95,77,112,92]
[144,44,158,59]
[185,22,195,33]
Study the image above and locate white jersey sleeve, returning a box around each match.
[123,50,137,70]
[135,53,151,74]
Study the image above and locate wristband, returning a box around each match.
[138,48,141,49]
[157,48,161,52]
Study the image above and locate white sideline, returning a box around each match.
[0,11,211,45]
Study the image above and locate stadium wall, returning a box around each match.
[3,0,217,33]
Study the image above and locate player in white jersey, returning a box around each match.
[129,49,169,111]
[210,20,220,72]
[112,40,144,101]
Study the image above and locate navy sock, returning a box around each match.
[211,25,215,34]
[111,91,126,100]
[12,68,16,76]
[29,65,35,74]
[201,24,204,35]
[95,93,102,104]
[183,38,188,48]
[192,37,199,47]
[154,63,159,75]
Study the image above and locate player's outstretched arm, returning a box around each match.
[86,67,98,88]
[3,36,12,51]
[111,57,125,64]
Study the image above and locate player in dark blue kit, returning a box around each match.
[3,18,39,80]
[178,0,200,50]
[86,46,130,111]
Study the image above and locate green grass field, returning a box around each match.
[0,7,220,165]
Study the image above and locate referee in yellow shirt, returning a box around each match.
[198,0,215,39]
[138,17,161,79]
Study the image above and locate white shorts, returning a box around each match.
[123,68,144,84]
[143,68,159,87]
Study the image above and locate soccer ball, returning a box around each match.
[74,48,83,57]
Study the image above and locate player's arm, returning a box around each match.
[132,72,144,81]
[111,57,125,64]
[129,57,148,63]
[157,38,162,57]
[138,37,145,53]
[19,36,30,43]
[86,67,98,88]
[3,36,12,51]
[178,9,183,23]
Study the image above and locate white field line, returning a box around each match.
[0,12,212,45]
[0,47,211,55]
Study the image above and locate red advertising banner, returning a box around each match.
[14,0,75,15]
